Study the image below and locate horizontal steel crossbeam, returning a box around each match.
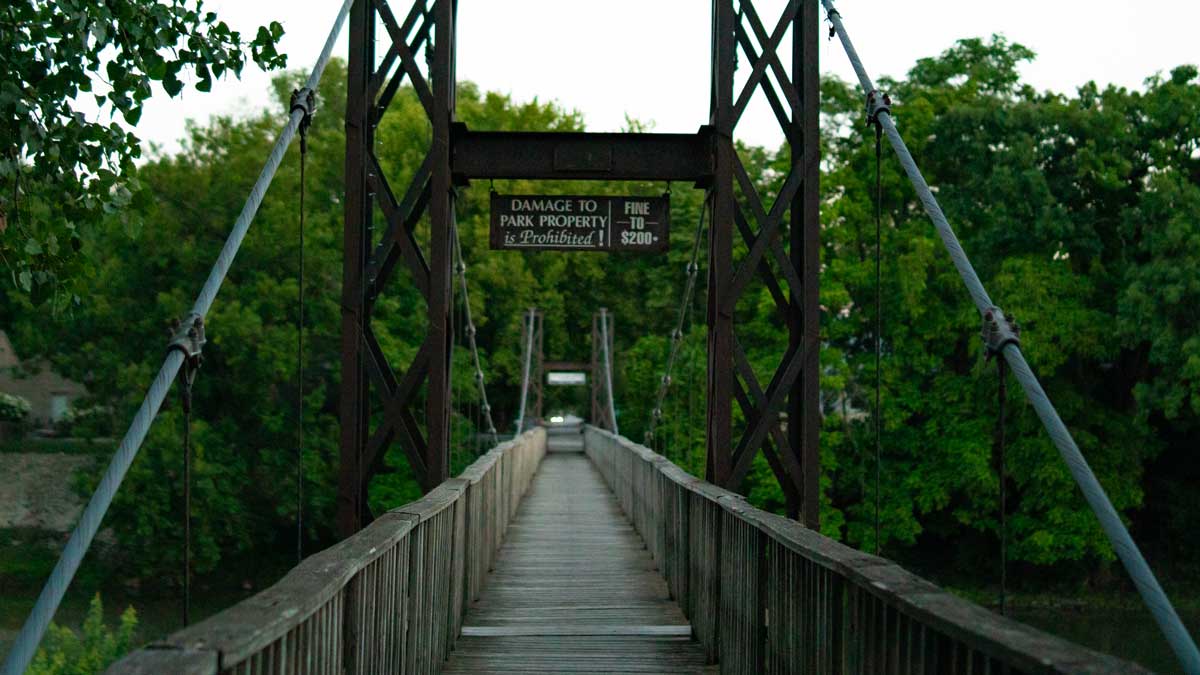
[451,125,716,183]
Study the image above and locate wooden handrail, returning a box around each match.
[582,426,1148,675]
[109,428,548,674]
[112,423,1145,674]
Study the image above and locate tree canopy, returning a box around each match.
[1,36,1198,594]
[0,0,286,308]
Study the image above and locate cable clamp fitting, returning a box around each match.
[289,87,316,151]
[168,313,206,412]
[866,90,892,127]
[981,307,1020,359]
[168,313,206,361]
[825,7,840,39]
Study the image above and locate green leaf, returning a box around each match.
[195,63,211,92]
[105,60,126,84]
[90,22,108,45]
[163,73,183,97]
[145,52,167,80]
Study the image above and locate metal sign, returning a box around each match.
[490,193,669,252]
[547,371,587,386]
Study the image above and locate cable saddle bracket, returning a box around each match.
[167,313,206,408]
[866,89,891,127]
[290,88,317,152]
[981,307,1020,360]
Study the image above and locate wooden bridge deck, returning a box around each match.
[444,429,714,673]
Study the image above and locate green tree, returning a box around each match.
[0,0,286,306]
[0,64,624,581]
[4,33,1199,597]
[621,36,1200,581]
[1117,67,1200,428]
[808,39,1200,577]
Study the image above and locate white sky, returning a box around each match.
[129,0,1198,156]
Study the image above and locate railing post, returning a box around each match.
[676,477,690,617]
[830,574,846,674]
[341,574,360,674]
[689,490,722,663]
[718,500,765,674]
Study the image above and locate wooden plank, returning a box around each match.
[105,646,216,675]
[585,426,1151,675]
[113,420,1144,674]
[444,431,711,673]
[461,625,692,637]
[153,511,416,666]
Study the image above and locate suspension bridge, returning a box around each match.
[3,0,1198,673]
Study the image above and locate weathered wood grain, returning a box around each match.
[583,426,1151,675]
[111,422,1144,675]
[102,646,217,675]
[444,432,715,673]
[109,429,547,674]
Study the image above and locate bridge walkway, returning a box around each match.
[444,426,714,673]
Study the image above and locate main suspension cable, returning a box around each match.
[823,2,1200,670]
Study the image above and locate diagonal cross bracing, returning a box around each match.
[340,0,456,535]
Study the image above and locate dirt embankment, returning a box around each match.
[0,453,92,531]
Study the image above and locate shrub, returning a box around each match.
[27,594,138,675]
[54,405,113,438]
[0,392,31,423]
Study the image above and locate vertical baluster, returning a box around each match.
[827,574,842,675]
